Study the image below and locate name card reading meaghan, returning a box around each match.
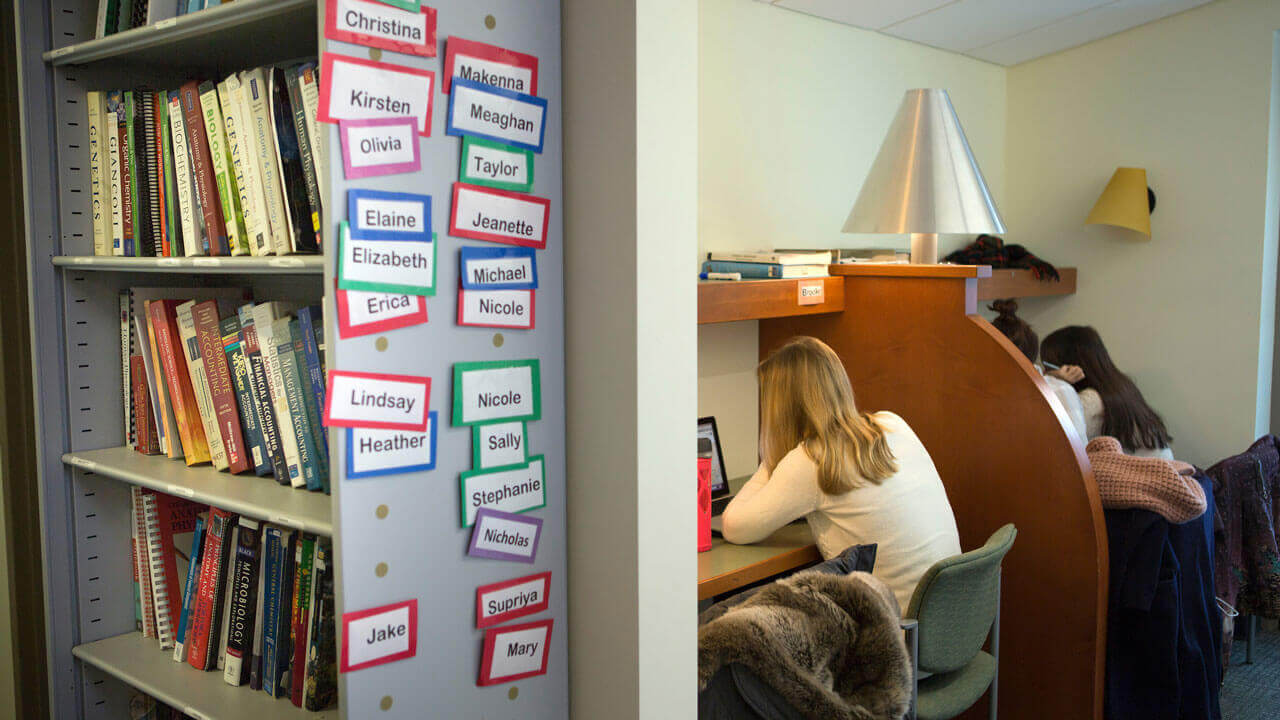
[476,571,551,629]
[453,358,541,426]
[346,412,437,479]
[348,188,431,243]
[442,36,539,95]
[460,136,533,193]
[460,455,545,527]
[479,618,553,686]
[459,246,538,291]
[339,222,437,296]
[450,183,550,249]
[447,78,547,153]
[472,419,528,469]
[324,370,430,432]
[319,53,435,136]
[340,599,417,673]
[325,0,437,57]
[458,289,535,330]
[339,117,420,179]
[469,507,542,563]
[336,287,428,339]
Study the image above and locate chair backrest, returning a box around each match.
[905,524,1017,674]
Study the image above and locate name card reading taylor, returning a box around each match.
[325,370,430,432]
[476,571,551,629]
[479,619,554,686]
[450,183,549,249]
[460,455,545,527]
[340,599,417,673]
[346,412,437,478]
[319,53,435,136]
[453,358,541,426]
[460,136,533,193]
[447,78,547,153]
[325,0,437,57]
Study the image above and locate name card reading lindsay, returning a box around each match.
[340,599,417,673]
[339,117,420,179]
[325,0,437,57]
[459,246,537,290]
[472,420,528,469]
[335,287,428,339]
[346,412,437,479]
[460,136,533,193]
[460,455,545,527]
[450,183,550,249]
[339,221,437,296]
[458,289,535,330]
[447,78,547,153]
[476,571,551,629]
[325,370,431,432]
[479,619,553,686]
[468,507,542,564]
[453,358,541,426]
[442,36,539,95]
[319,53,435,136]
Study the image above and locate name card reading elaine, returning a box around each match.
[479,619,554,686]
[460,455,545,527]
[319,53,435,136]
[458,289,535,330]
[459,246,538,290]
[324,370,430,432]
[476,571,551,629]
[450,183,549,249]
[468,507,542,564]
[460,136,533,193]
[336,287,428,339]
[453,358,541,426]
[447,78,547,153]
[346,412,437,479]
[339,117,420,179]
[472,419,528,468]
[348,188,431,243]
[338,221,437,297]
[442,36,539,95]
[340,599,417,673]
[325,0,437,57]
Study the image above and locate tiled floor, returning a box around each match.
[1221,628,1280,720]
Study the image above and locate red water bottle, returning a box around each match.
[697,438,713,552]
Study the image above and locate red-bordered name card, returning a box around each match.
[340,599,417,673]
[318,53,436,136]
[336,287,428,339]
[457,288,535,330]
[476,571,551,629]
[443,36,538,95]
[325,0,437,57]
[478,618,553,686]
[324,370,431,431]
[449,183,550,249]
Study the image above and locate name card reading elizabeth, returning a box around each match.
[447,78,547,153]
[442,36,539,95]
[460,136,533,193]
[346,412,437,479]
[468,507,542,563]
[348,189,431,242]
[479,619,553,686]
[797,279,825,306]
[476,571,551,629]
[325,0,437,57]
[472,420,528,469]
[336,287,428,338]
[453,358,541,426]
[339,221,437,296]
[324,370,430,432]
[460,455,545,527]
[458,289,535,330]
[339,599,417,673]
[339,117,420,179]
[319,53,435,136]
[450,183,550,249]
[459,246,538,290]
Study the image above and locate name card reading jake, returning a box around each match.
[442,36,539,96]
[340,599,417,673]
[447,78,547,153]
[453,358,541,426]
[479,619,553,686]
[348,189,431,243]
[450,183,550,249]
[460,136,533,193]
[460,455,545,527]
[325,370,430,432]
[797,279,825,306]
[325,0,437,57]
[339,117,420,179]
[346,412,437,478]
[339,221,437,296]
[319,53,435,136]
[472,419,528,468]
[476,571,551,629]
[336,287,428,338]
[458,289,535,330]
[468,507,542,564]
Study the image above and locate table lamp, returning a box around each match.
[1085,167,1155,237]
[843,89,1006,264]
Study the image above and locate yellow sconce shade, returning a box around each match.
[1086,167,1154,237]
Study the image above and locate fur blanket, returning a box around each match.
[697,571,912,720]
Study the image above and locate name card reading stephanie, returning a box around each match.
[468,507,542,564]
[472,420,528,469]
[446,78,547,153]
[325,0,437,57]
[346,412,437,479]
[459,246,537,290]
[319,53,435,136]
[458,289,535,330]
[460,136,533,193]
[460,455,545,527]
[339,221,437,297]
[476,571,551,629]
[325,370,430,432]
[340,599,417,673]
[348,189,431,243]
[450,183,550,249]
[453,358,541,426]
[336,287,428,339]
[479,619,553,686]
[339,117,420,179]
[442,36,539,96]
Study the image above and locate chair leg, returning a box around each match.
[905,622,919,720]
[989,576,1001,720]
[1246,614,1257,665]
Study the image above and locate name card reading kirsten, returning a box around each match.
[339,117,420,179]
[447,78,547,153]
[348,188,431,243]
[458,289,534,330]
[453,358,541,426]
[319,53,435,136]
[468,507,542,564]
[460,455,545,527]
[346,412,437,479]
[460,136,533,193]
[338,221,437,297]
[472,419,528,468]
[476,571,551,629]
[479,619,554,686]
[442,36,539,95]
[324,370,430,432]
[339,599,417,673]
[335,287,428,339]
[459,246,537,290]
[450,183,550,249]
[325,0,436,57]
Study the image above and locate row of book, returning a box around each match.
[122,289,330,493]
[97,0,224,40]
[130,488,335,710]
[86,63,323,258]
[702,250,833,279]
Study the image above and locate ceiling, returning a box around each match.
[756,0,1217,65]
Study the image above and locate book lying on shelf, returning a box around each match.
[774,247,910,264]
[701,260,829,279]
[707,250,833,265]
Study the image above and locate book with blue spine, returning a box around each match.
[261,526,296,698]
[296,306,327,448]
[701,260,829,279]
[273,317,321,491]
[237,306,287,481]
[289,318,328,489]
[221,314,270,475]
[172,515,205,663]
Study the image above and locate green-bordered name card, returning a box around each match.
[338,220,437,296]
[472,420,528,468]
[453,358,541,426]
[370,0,420,11]
[460,455,546,527]
[459,136,534,193]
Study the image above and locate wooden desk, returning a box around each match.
[697,522,821,600]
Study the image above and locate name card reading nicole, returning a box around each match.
[346,412,437,479]
[319,53,435,136]
[446,78,547,153]
[340,599,417,673]
[476,571,551,629]
[460,455,545,527]
[459,246,537,290]
[325,370,430,432]
[450,183,550,249]
[348,188,431,243]
[338,221,437,297]
[468,507,542,564]
[472,419,528,468]
[460,136,533,193]
[453,358,541,426]
[442,36,539,96]
[458,289,535,330]
[325,0,437,57]
[339,117,420,179]
[336,287,428,339]
[479,618,553,686]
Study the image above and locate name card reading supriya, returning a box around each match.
[324,370,430,432]
[450,183,550,249]
[335,287,428,339]
[348,188,431,243]
[468,507,542,564]
[453,358,540,426]
[460,136,533,193]
[340,599,417,673]
[442,36,539,95]
[460,455,545,527]
[338,221,437,297]
[346,412,437,479]
[479,619,554,686]
[476,571,551,629]
[459,246,538,290]
[318,53,435,136]
[447,78,547,153]
[472,419,528,468]
[325,0,437,57]
[458,289,535,330]
[339,117,420,179]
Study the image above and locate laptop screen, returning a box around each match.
[698,417,729,495]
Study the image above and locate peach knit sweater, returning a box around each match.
[1086,436,1206,523]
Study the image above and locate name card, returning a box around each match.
[476,571,551,629]
[458,289,535,330]
[453,358,541,426]
[460,455,545,527]
[468,507,542,563]
[325,370,430,432]
[346,412,436,478]
[447,78,547,153]
[340,599,417,673]
[449,183,549,249]
[459,246,538,290]
[339,117,420,179]
[325,0,437,57]
[348,189,431,242]
[336,287,428,338]
[479,619,553,686]
[443,36,539,96]
[472,420,528,469]
[460,136,533,193]
[797,279,824,306]
[339,221,437,296]
[369,0,418,10]
[319,53,435,136]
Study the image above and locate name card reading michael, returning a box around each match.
[336,287,428,339]
[472,420,528,469]
[479,619,553,686]
[453,358,540,426]
[459,246,537,290]
[442,36,539,95]
[339,221,437,297]
[460,136,533,193]
[339,117,420,179]
[458,289,535,330]
[325,370,430,432]
[460,455,545,527]
[446,78,547,153]
[468,507,542,564]
[319,53,435,136]
[476,571,551,629]
[346,412,437,479]
[450,183,549,249]
[325,0,437,57]
[340,599,417,673]
[348,189,431,243]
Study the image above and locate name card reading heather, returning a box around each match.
[346,412,437,479]
[447,78,547,153]
[450,183,550,249]
[325,0,436,57]
[479,619,553,686]
[476,571,551,629]
[473,420,528,468]
[453,358,541,426]
[348,189,431,243]
[468,507,542,564]
[339,117,420,179]
[339,599,417,673]
[460,455,545,527]
[458,289,535,330]
[459,246,538,290]
[442,36,539,95]
[336,287,428,339]
[460,136,533,193]
[319,53,435,136]
[324,370,430,432]
[338,221,437,296]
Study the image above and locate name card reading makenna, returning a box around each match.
[472,419,528,468]
[450,183,550,249]
[442,36,539,96]
[325,0,437,57]
[459,136,534,193]
[459,246,537,290]
[447,78,547,154]
[460,455,545,527]
[325,370,431,432]
[340,599,417,673]
[339,221,437,296]
[319,53,435,136]
[458,289,535,330]
[453,358,541,426]
[468,507,542,564]
[336,287,428,339]
[475,571,551,629]
[479,619,553,686]
[339,117,420,179]
[346,412,437,479]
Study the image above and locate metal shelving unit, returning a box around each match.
[52,255,325,274]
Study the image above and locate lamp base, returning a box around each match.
[910,233,939,264]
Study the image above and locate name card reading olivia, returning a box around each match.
[339,117,420,179]
[460,455,545,527]
[459,246,538,290]
[453,358,541,426]
[476,571,551,629]
[324,370,430,432]
[348,188,431,242]
[460,136,533,193]
[450,183,550,249]
[339,599,417,673]
[458,289,535,330]
[442,36,539,95]
[319,53,435,136]
[479,619,553,686]
[336,287,428,339]
[325,0,437,57]
[447,78,547,153]
[339,221,437,296]
[346,412,437,479]
[468,507,542,564]
[472,420,528,469]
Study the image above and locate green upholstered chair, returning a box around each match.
[900,524,1017,720]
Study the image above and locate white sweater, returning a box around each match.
[1078,388,1175,460]
[721,412,961,611]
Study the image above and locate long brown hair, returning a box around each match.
[1041,326,1171,450]
[988,299,1038,362]
[757,337,897,494]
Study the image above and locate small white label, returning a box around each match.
[346,604,411,668]
[333,0,429,47]
[474,420,527,469]
[471,513,539,559]
[459,289,534,329]
[323,54,434,134]
[449,82,543,149]
[457,363,536,424]
[350,423,434,476]
[462,142,530,187]
[451,184,547,248]
[344,122,417,169]
[341,236,434,290]
[326,372,429,430]
[353,196,427,236]
[486,624,550,679]
[797,279,824,306]
[462,457,544,526]
[346,289,421,327]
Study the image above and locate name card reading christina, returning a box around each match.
[479,619,553,686]
[476,571,551,629]
[324,370,430,432]
[442,36,539,96]
[447,78,547,153]
[339,117,420,179]
[458,289,535,330]
[460,455,545,527]
[472,420,528,469]
[319,53,435,136]
[468,507,542,564]
[450,183,550,249]
[348,189,431,243]
[339,221,437,296]
[336,287,428,339]
[339,599,417,673]
[325,0,437,57]
[453,358,541,426]
[459,246,538,290]
[346,412,437,479]
[460,136,533,193]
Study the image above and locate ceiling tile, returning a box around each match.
[774,0,957,30]
[883,0,1113,53]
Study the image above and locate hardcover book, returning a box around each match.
[191,300,249,473]
[198,81,249,256]
[253,303,303,486]
[290,534,316,707]
[173,515,205,662]
[242,68,290,255]
[220,314,270,475]
[282,67,322,246]
[238,305,288,480]
[269,67,318,254]
[224,519,262,686]
[176,300,229,471]
[303,538,336,711]
[274,317,321,491]
[219,75,267,256]
[188,507,235,671]
[104,91,125,255]
[87,91,111,256]
[167,90,205,256]
[179,81,229,255]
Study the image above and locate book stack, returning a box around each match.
[95,0,224,40]
[702,250,833,279]
[776,247,910,264]
[85,64,323,258]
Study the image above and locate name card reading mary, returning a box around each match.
[346,412,437,479]
[453,358,541,426]
[446,79,547,154]
[325,370,430,432]
[468,507,542,564]
[339,117,420,179]
[319,53,435,136]
[339,221,437,297]
[340,599,417,673]
[450,183,549,249]
[458,289,534,330]
[336,287,428,339]
[325,0,437,57]
[460,455,545,527]
[442,36,539,96]
[476,571,551,629]
[479,619,554,686]
[472,419,528,468]
[460,136,533,193]
[459,246,537,291]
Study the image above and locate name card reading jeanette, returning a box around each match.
[458,289,535,330]
[346,412,437,478]
[325,370,431,432]
[468,507,542,563]
[476,571,551,629]
[447,78,547,153]
[442,36,539,96]
[348,189,431,243]
[319,53,435,136]
[459,246,538,290]
[460,455,545,527]
[339,221,437,296]
[325,0,437,57]
[340,599,417,673]
[450,183,549,249]
[453,358,541,426]
[336,287,428,338]
[460,136,533,193]
[472,420,528,468]
[479,619,553,686]
[339,117,420,179]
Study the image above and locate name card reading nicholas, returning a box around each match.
[339,599,417,673]
[319,53,435,136]
[325,370,430,432]
[453,358,540,426]
[348,189,431,243]
[336,287,428,339]
[339,117,420,179]
[476,571,551,629]
[459,246,537,291]
[446,78,547,154]
[339,221,437,297]
[472,419,528,468]
[458,289,535,330]
[460,136,533,193]
[346,412,437,479]
[325,0,437,57]
[442,36,539,95]
[479,619,554,686]
[468,507,542,564]
[460,455,545,527]
[450,183,550,249]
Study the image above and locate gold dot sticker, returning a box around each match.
[380,695,393,711]
[375,336,389,352]
[376,504,389,519]
[492,333,505,348]
[369,48,383,62]
[508,687,519,701]
[485,14,496,29]
[375,562,388,578]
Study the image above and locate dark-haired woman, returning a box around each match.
[988,300,1087,439]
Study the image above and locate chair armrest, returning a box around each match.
[901,619,919,720]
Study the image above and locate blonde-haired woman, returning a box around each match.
[722,336,961,611]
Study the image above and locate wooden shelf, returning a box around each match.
[698,276,844,324]
[977,267,1077,301]
[53,255,324,275]
[829,263,992,279]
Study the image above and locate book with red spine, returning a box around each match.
[179,81,229,256]
[131,355,160,454]
[290,535,315,707]
[191,300,249,473]
[152,493,204,648]
[147,299,211,465]
[188,506,236,670]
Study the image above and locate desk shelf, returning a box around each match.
[977,267,1077,301]
[698,276,844,324]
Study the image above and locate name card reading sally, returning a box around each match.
[325,0,437,57]
[447,78,547,153]
[453,358,541,426]
[460,136,533,193]
[340,599,417,673]
[460,455,545,527]
[442,36,539,95]
[450,183,550,249]
[476,571,551,629]
[472,420,527,469]
[319,53,435,136]
[339,117,420,179]
[325,370,430,432]
[459,246,537,291]
[458,289,534,330]
[339,221,437,297]
[346,412,437,479]
[348,189,431,243]
[479,619,553,686]
[336,287,428,339]
[468,507,542,564]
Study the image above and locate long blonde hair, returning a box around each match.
[758,337,897,494]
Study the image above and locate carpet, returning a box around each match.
[1221,627,1280,720]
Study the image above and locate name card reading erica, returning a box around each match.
[340,599,417,673]
[345,412,437,478]
[460,455,545,527]
[450,183,550,249]
[453,358,541,426]
[319,53,435,136]
[446,78,547,153]
[475,571,551,629]
[324,370,430,432]
[325,0,437,57]
[468,507,543,564]
[335,287,428,339]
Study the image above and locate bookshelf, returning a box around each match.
[977,267,1078,301]
[52,255,325,274]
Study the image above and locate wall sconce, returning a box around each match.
[1086,167,1156,237]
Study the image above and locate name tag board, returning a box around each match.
[340,599,417,673]
[458,289,535,330]
[447,79,547,153]
[339,222,437,296]
[339,117,420,179]
[453,358,541,426]
[325,370,431,431]
[460,455,545,527]
[346,412,437,479]
[450,183,550,249]
[476,571,551,629]
[460,136,533,193]
[468,507,542,563]
[797,279,824,306]
[442,36,539,95]
[325,0,437,57]
[459,246,538,290]
[479,619,553,686]
[472,419,528,468]
[336,287,428,338]
[319,53,435,136]
[348,189,431,243]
